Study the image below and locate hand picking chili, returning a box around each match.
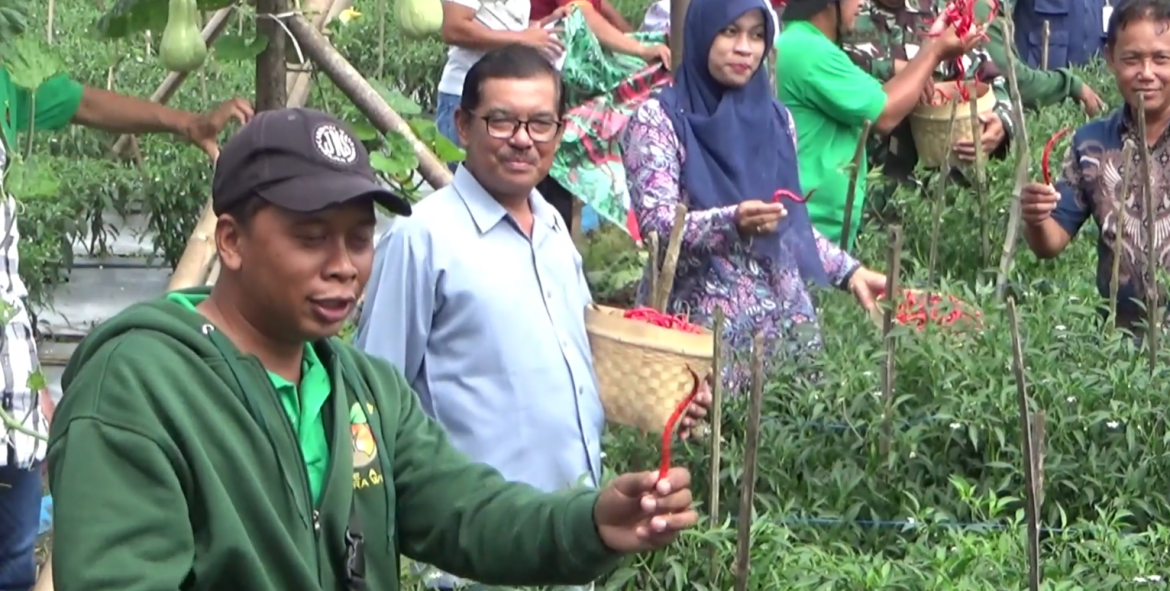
[659,366,701,481]
[923,0,998,101]
[1042,127,1071,186]
[623,307,705,333]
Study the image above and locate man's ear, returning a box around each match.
[454,106,471,148]
[215,215,245,272]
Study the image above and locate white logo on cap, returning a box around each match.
[314,124,357,164]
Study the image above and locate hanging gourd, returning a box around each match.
[396,0,443,39]
[159,0,208,72]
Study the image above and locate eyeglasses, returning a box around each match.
[480,115,563,142]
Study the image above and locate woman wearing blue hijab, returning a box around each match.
[621,0,888,389]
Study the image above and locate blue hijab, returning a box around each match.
[656,0,827,286]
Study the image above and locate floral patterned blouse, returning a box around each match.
[621,98,861,391]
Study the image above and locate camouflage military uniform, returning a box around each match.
[842,0,1015,180]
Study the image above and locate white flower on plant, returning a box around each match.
[1066,396,1075,403]
[1055,325,1067,331]
[950,422,961,430]
[1107,420,1120,429]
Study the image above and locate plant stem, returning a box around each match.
[733,332,765,591]
[1007,297,1041,591]
[967,81,989,267]
[707,306,724,586]
[928,100,960,284]
[1109,141,1135,324]
[880,225,902,457]
[994,15,1031,300]
[839,120,872,251]
[1135,94,1160,370]
[0,406,47,441]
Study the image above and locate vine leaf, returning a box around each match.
[213,34,269,62]
[369,81,422,116]
[0,36,64,90]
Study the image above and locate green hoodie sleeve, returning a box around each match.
[47,336,194,591]
[976,0,1081,109]
[375,358,622,585]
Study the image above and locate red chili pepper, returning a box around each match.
[623,307,705,333]
[659,366,700,481]
[773,189,814,203]
[1042,127,1071,185]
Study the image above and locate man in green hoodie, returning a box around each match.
[46,108,698,591]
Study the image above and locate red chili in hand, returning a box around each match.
[773,189,814,203]
[923,0,998,102]
[659,366,700,481]
[623,307,705,333]
[1042,127,1071,186]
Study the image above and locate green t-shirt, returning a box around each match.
[166,292,332,505]
[775,21,887,249]
[0,68,85,148]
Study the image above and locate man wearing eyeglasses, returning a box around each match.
[355,44,709,591]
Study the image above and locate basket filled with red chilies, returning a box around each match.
[869,288,984,332]
[910,80,997,167]
[584,305,713,432]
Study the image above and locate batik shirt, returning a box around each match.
[1051,107,1170,325]
[842,0,1015,172]
[621,98,861,392]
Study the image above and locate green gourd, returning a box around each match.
[396,0,443,40]
[159,0,208,73]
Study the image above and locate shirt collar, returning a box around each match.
[452,165,562,234]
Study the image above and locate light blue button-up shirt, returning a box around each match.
[356,166,605,495]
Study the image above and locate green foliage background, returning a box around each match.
[28,0,1170,587]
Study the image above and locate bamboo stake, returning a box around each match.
[1135,94,1160,368]
[994,16,1031,300]
[1007,297,1041,591]
[46,0,55,45]
[645,232,660,308]
[707,307,725,585]
[839,120,872,251]
[287,14,453,189]
[1109,141,1136,324]
[880,226,902,457]
[733,333,766,591]
[927,99,960,283]
[110,8,236,156]
[653,204,688,310]
[1040,21,1050,70]
[968,82,989,266]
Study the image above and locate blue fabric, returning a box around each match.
[435,91,462,174]
[655,0,827,285]
[0,463,41,591]
[1013,0,1105,69]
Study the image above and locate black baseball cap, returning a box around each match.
[212,108,411,217]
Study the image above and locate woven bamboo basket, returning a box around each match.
[584,305,714,432]
[909,80,996,168]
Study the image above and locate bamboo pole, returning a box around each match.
[994,15,1032,300]
[109,8,236,156]
[733,333,766,591]
[287,14,454,189]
